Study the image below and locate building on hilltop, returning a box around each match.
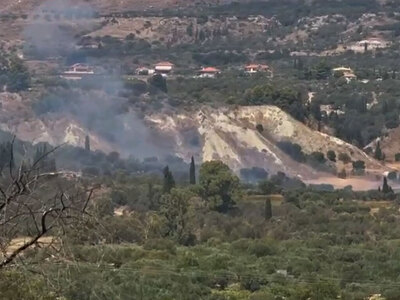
[61,63,95,80]
[199,67,221,78]
[244,64,270,74]
[332,66,357,82]
[154,61,174,74]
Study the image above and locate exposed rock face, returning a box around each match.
[146,105,385,179]
[0,93,386,179]
[0,92,114,153]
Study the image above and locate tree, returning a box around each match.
[310,102,322,122]
[85,135,91,152]
[352,160,366,175]
[189,156,196,185]
[338,152,351,164]
[374,141,384,161]
[259,180,281,195]
[388,171,397,181]
[148,74,167,93]
[0,140,93,269]
[395,153,400,162]
[163,166,175,194]
[33,144,56,173]
[313,60,331,80]
[199,160,240,213]
[160,188,194,244]
[186,22,194,37]
[338,168,347,179]
[265,198,272,220]
[309,151,326,164]
[327,150,336,162]
[0,52,30,92]
[382,177,393,194]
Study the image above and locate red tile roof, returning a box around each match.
[200,67,221,73]
[155,61,174,66]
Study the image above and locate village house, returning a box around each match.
[244,64,270,74]
[61,63,95,80]
[199,67,221,78]
[320,104,345,116]
[136,67,155,76]
[154,61,174,74]
[332,66,357,82]
[357,37,388,49]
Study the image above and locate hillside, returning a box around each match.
[0,92,387,184]
[148,106,388,181]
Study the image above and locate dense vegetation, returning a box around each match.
[5,0,400,299]
[1,154,400,299]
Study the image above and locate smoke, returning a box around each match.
[24,0,95,59]
[24,0,172,159]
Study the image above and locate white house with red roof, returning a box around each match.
[199,67,221,78]
[154,61,174,74]
[244,64,270,74]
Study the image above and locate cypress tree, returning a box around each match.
[189,156,196,185]
[265,198,272,220]
[85,135,91,152]
[163,166,175,194]
[382,177,393,194]
[374,141,384,161]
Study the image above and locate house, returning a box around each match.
[343,72,357,81]
[154,61,174,74]
[199,67,221,78]
[61,63,94,80]
[244,64,270,74]
[332,66,357,81]
[136,67,155,76]
[320,104,345,116]
[357,38,387,48]
[332,67,353,74]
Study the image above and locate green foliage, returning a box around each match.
[199,160,240,213]
[0,271,55,300]
[190,156,196,185]
[374,141,384,161]
[0,51,30,92]
[309,151,326,164]
[352,160,366,175]
[327,150,336,162]
[160,188,196,244]
[338,152,351,164]
[85,135,91,151]
[245,84,306,121]
[259,180,281,195]
[337,168,347,179]
[163,166,176,194]
[265,199,272,220]
[382,177,393,194]
[148,74,168,93]
[277,141,305,162]
[395,153,400,162]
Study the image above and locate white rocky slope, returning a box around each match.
[146,105,385,179]
[0,93,385,179]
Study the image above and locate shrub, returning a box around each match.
[327,150,336,162]
[256,124,264,133]
[395,153,400,161]
[277,141,305,162]
[388,171,397,181]
[338,152,351,164]
[249,240,277,257]
[143,238,177,255]
[352,160,365,175]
